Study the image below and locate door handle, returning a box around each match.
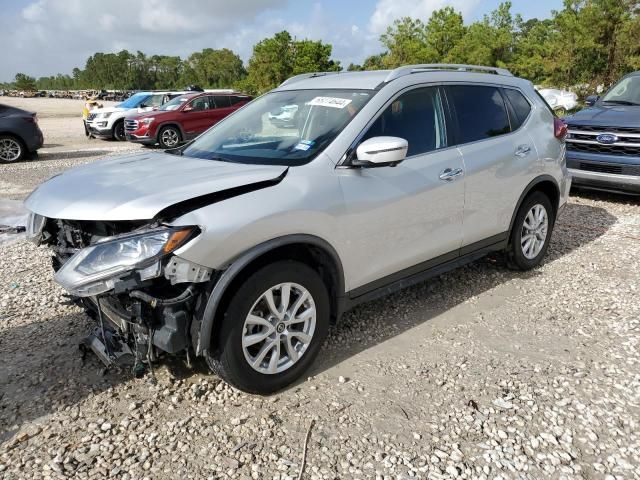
[515,145,532,157]
[439,167,464,181]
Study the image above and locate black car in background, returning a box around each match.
[0,104,44,163]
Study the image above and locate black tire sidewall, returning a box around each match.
[113,120,125,141]
[510,191,555,270]
[158,126,180,149]
[0,135,25,163]
[213,261,330,394]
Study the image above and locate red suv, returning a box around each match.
[125,91,252,149]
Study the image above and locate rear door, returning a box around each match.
[338,86,466,292]
[209,95,234,127]
[445,84,538,248]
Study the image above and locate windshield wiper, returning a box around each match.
[602,100,640,106]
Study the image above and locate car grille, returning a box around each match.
[567,159,640,176]
[124,119,138,133]
[566,124,640,157]
[87,113,97,121]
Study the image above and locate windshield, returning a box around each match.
[182,89,374,166]
[160,94,193,111]
[118,93,150,109]
[601,76,640,105]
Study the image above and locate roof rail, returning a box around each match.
[279,71,342,87]
[384,64,513,83]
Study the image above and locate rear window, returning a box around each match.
[230,95,251,105]
[503,88,532,129]
[447,85,511,144]
[213,96,232,108]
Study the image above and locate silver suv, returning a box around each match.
[25,64,571,393]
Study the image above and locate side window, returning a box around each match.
[147,94,165,107]
[503,88,532,129]
[361,87,447,157]
[189,96,209,111]
[230,95,250,105]
[213,95,232,108]
[447,85,511,144]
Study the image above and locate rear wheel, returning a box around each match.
[158,126,181,149]
[206,261,330,394]
[0,135,25,163]
[507,191,555,270]
[113,120,126,141]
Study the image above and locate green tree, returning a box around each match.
[14,73,37,91]
[380,17,431,67]
[424,7,465,60]
[184,48,245,88]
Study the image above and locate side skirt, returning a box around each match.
[342,232,508,311]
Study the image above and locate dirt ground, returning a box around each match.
[0,98,639,480]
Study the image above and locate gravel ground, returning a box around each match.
[1,99,639,480]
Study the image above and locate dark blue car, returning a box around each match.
[565,71,640,195]
[0,104,44,163]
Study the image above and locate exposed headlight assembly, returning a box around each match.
[54,227,196,297]
[26,212,46,243]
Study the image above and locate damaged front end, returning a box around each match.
[28,214,213,373]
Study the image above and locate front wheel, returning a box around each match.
[113,120,126,141]
[507,191,555,270]
[206,261,330,394]
[158,126,181,149]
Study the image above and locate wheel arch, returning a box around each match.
[508,175,560,235]
[193,234,346,356]
[156,122,185,141]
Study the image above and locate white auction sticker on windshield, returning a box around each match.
[307,97,352,109]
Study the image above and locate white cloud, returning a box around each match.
[368,0,480,35]
[1,0,288,80]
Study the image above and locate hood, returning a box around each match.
[91,106,128,114]
[25,151,288,221]
[566,104,640,129]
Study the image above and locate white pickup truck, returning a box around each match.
[86,91,185,141]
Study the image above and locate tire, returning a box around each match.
[507,191,555,270]
[0,135,26,163]
[113,120,126,141]
[206,261,330,394]
[158,125,181,149]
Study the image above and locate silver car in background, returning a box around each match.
[25,64,571,393]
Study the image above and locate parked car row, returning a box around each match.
[84,89,252,147]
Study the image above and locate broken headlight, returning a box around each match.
[54,227,196,297]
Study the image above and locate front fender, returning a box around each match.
[191,234,345,356]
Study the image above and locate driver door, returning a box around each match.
[337,86,465,293]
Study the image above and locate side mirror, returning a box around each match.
[353,136,408,167]
[585,95,599,106]
[183,105,193,112]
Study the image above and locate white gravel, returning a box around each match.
[1,99,639,479]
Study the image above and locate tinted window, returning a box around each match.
[503,88,531,129]
[230,95,251,105]
[448,85,510,144]
[189,96,210,111]
[213,95,232,108]
[362,87,447,157]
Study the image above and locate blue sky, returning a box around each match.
[0,0,564,82]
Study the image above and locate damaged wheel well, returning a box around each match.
[199,239,345,357]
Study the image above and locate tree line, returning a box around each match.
[3,0,638,96]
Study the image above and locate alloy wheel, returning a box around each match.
[0,138,22,162]
[242,282,316,375]
[161,128,179,148]
[521,204,548,260]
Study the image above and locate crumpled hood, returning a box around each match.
[566,105,640,128]
[25,151,288,221]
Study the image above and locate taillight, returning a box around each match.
[554,117,567,140]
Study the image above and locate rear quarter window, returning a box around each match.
[213,96,232,108]
[503,88,532,129]
[447,85,511,144]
